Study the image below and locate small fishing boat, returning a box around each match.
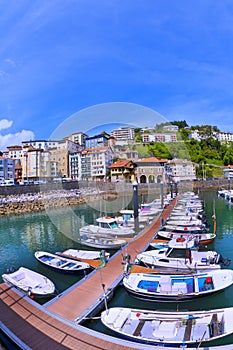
[55,249,110,269]
[165,218,204,227]
[136,237,230,271]
[57,248,110,261]
[101,306,233,346]
[79,216,134,238]
[123,269,233,302]
[80,233,127,249]
[115,209,150,227]
[34,251,91,274]
[162,224,206,233]
[2,267,55,297]
[156,231,216,245]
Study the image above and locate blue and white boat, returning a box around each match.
[34,251,91,274]
[101,306,233,347]
[123,270,233,302]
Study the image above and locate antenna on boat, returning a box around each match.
[212,199,217,234]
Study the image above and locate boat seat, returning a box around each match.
[159,276,171,293]
[13,273,25,282]
[211,313,219,337]
[172,282,187,294]
[184,318,193,341]
[153,321,177,339]
[113,310,130,329]
[50,258,62,267]
[133,320,146,336]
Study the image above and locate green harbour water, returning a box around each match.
[0,190,233,348]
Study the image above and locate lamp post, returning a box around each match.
[160,181,164,209]
[169,175,173,199]
[132,180,139,231]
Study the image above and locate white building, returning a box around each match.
[0,157,15,181]
[65,132,87,147]
[81,146,114,181]
[216,132,233,142]
[189,130,202,141]
[22,140,60,150]
[166,159,196,182]
[163,125,179,132]
[7,145,23,161]
[110,126,135,144]
[143,133,177,143]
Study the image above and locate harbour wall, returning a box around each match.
[0,178,229,216]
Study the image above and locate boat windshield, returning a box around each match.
[166,248,189,259]
[109,221,118,229]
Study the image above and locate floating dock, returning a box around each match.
[1,197,232,349]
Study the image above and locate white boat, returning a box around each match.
[80,234,127,249]
[157,231,216,245]
[162,224,206,233]
[115,209,151,226]
[136,237,230,271]
[165,218,204,227]
[79,216,134,238]
[2,267,55,297]
[101,306,233,346]
[123,269,233,302]
[57,248,110,261]
[34,251,91,274]
[139,204,162,217]
[55,248,110,269]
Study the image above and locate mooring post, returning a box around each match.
[160,181,164,209]
[132,180,139,231]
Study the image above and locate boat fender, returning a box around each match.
[176,237,186,243]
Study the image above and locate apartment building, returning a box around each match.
[65,132,87,147]
[7,145,23,162]
[166,158,196,182]
[0,157,15,181]
[142,133,177,143]
[21,147,49,180]
[81,146,114,181]
[49,139,82,179]
[69,152,82,180]
[22,140,60,150]
[110,126,135,144]
[216,132,233,142]
[85,133,110,149]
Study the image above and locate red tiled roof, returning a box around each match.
[137,157,168,163]
[109,159,133,168]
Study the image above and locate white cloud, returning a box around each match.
[0,119,13,131]
[0,129,35,151]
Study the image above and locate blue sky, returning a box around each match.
[1,0,233,149]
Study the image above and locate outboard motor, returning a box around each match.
[218,254,231,266]
[7,266,15,274]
